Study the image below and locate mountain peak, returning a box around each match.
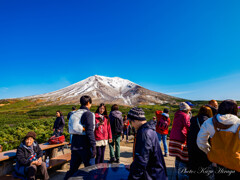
[22,75,177,105]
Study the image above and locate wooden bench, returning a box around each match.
[49,152,71,169]
[0,153,71,180]
[0,142,69,177]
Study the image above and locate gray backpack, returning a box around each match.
[68,109,95,135]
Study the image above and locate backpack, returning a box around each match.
[48,135,65,144]
[156,110,167,132]
[113,117,123,134]
[207,115,240,172]
[68,109,95,135]
[158,116,169,131]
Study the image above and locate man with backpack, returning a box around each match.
[64,96,96,180]
[156,108,171,157]
[109,104,123,163]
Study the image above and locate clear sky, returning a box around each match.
[1,0,240,100]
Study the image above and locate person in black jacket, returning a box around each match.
[187,105,214,180]
[15,131,49,180]
[53,110,65,136]
[109,104,123,163]
[64,96,96,180]
[127,107,168,180]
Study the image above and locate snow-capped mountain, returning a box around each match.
[23,75,178,105]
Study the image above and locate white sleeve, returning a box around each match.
[92,113,95,131]
[197,118,215,154]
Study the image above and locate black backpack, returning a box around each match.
[113,117,123,135]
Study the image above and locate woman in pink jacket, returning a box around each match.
[169,102,191,180]
[95,103,112,164]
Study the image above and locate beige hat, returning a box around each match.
[179,102,191,111]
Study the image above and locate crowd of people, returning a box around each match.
[13,95,240,180]
[64,96,167,179]
[169,99,240,180]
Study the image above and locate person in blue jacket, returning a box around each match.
[127,107,168,180]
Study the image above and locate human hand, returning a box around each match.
[91,146,96,158]
[36,158,42,166]
[109,139,112,143]
[125,165,130,170]
[57,129,60,132]
[53,129,55,132]
[31,161,38,166]
[98,122,104,126]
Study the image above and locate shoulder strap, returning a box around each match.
[212,115,233,131]
[196,117,201,129]
[236,125,240,133]
[162,115,168,121]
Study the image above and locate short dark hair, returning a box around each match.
[80,96,92,106]
[56,110,63,116]
[218,100,238,116]
[72,106,76,110]
[111,104,119,111]
[163,108,169,114]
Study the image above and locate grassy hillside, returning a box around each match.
[0,99,210,151]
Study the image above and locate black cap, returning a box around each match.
[163,108,169,114]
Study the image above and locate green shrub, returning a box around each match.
[0,100,215,151]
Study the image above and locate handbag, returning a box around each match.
[48,134,65,144]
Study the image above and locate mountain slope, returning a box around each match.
[22,75,178,105]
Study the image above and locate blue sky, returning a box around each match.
[1,0,240,100]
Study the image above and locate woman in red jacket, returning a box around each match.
[95,103,112,164]
[169,102,191,180]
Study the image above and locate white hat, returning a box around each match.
[179,102,191,111]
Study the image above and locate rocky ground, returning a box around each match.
[49,136,176,180]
